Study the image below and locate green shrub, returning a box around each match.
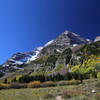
[67,79,81,85]
[97,72,100,80]
[57,81,67,86]
[54,64,64,71]
[57,80,80,86]
[10,83,27,89]
[41,81,56,87]
[27,81,40,88]
[33,56,48,64]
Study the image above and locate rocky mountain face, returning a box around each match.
[39,31,89,56]
[1,47,43,74]
[0,30,96,77]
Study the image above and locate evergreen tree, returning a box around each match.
[4,78,7,84]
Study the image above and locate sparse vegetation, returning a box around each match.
[0,79,99,100]
[10,83,27,89]
[62,89,81,98]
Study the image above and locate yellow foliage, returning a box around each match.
[67,64,71,69]
[83,55,96,67]
[0,83,10,89]
[27,81,40,88]
[41,81,55,87]
[71,65,79,73]
[7,78,12,83]
[16,75,22,81]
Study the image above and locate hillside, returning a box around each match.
[0,31,100,83]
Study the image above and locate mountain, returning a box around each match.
[1,47,43,74]
[39,30,89,56]
[0,30,98,80]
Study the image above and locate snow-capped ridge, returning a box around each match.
[94,36,100,42]
[26,46,43,63]
[2,46,43,68]
[63,30,79,37]
[44,40,54,47]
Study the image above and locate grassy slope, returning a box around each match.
[0,79,100,100]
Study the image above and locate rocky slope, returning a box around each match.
[0,30,98,79]
[39,30,89,56]
[1,47,43,74]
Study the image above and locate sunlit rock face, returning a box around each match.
[39,30,89,56]
[94,36,100,42]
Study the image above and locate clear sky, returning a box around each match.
[0,0,100,64]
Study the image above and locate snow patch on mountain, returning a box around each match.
[56,49,61,53]
[13,66,22,69]
[63,30,78,37]
[27,46,43,63]
[94,36,100,42]
[2,46,43,68]
[73,44,78,47]
[12,60,24,65]
[36,47,43,51]
[44,40,54,47]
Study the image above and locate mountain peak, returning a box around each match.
[63,30,69,35]
[55,30,88,46]
[62,30,78,37]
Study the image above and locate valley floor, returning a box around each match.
[0,79,100,100]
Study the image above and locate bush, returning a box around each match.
[57,81,67,86]
[10,83,27,89]
[0,83,10,89]
[67,79,81,85]
[97,72,100,80]
[57,80,81,86]
[27,81,40,88]
[83,78,97,83]
[41,81,56,87]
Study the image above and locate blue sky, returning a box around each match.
[0,0,100,64]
